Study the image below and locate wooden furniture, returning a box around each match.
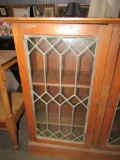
[0,50,24,149]
[5,18,120,159]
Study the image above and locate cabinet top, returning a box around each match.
[3,17,120,24]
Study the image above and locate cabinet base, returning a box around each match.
[28,140,120,160]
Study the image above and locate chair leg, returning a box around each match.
[6,114,18,149]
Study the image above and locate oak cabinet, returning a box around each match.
[6,18,120,159]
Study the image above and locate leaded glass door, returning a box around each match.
[108,97,120,145]
[12,21,113,149]
[25,36,98,143]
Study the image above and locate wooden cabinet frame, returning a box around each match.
[4,18,120,159]
[98,25,120,151]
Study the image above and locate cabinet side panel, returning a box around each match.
[12,23,37,141]
[84,24,113,148]
[99,26,120,150]
[92,25,120,148]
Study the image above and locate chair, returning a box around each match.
[0,36,24,149]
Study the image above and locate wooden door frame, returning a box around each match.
[98,25,120,151]
[10,19,116,149]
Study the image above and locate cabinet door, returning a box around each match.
[98,26,120,151]
[13,22,113,148]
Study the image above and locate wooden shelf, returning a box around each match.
[35,102,86,127]
[36,121,84,128]
[33,69,91,88]
[0,92,24,122]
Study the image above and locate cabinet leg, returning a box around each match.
[6,114,18,149]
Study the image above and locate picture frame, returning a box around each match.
[13,7,29,17]
[44,8,54,17]
[34,4,55,17]
[0,6,8,17]
[80,5,90,17]
[57,5,90,17]
[7,5,29,17]
[57,5,66,17]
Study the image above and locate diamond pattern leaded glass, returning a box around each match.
[108,96,120,145]
[24,35,98,143]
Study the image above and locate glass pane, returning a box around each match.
[108,96,120,145]
[24,35,98,143]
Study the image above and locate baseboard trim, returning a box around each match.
[28,140,120,160]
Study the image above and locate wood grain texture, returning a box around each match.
[84,24,113,148]
[3,17,120,24]
[92,25,120,149]
[98,26,120,151]
[28,140,120,160]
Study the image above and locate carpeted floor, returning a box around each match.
[0,113,67,160]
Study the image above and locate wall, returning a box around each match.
[88,0,107,17]
[105,0,120,17]
[88,0,120,17]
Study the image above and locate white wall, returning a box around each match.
[88,0,120,17]
[88,0,107,17]
[105,0,120,17]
